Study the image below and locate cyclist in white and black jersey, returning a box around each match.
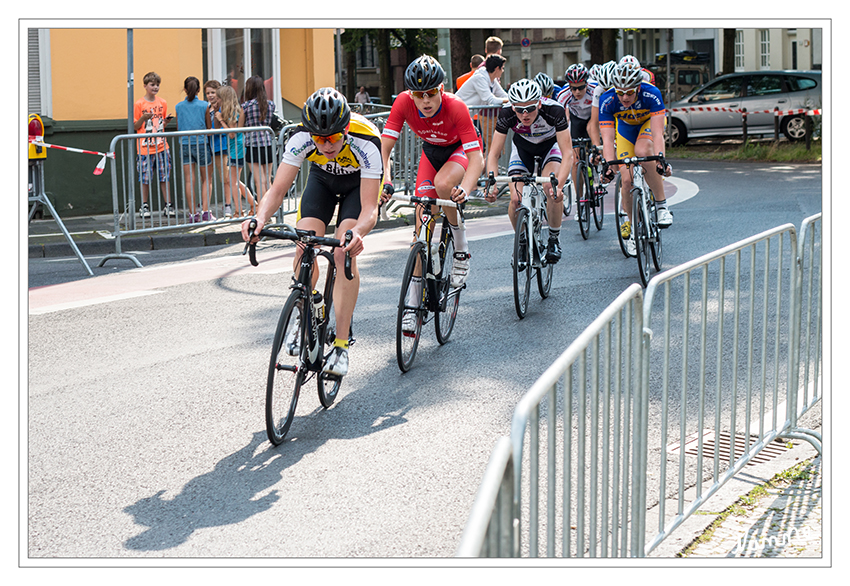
[484,78,573,263]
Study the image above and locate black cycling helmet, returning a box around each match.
[301,87,350,136]
[404,55,445,91]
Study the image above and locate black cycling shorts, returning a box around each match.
[298,167,362,226]
[570,113,590,140]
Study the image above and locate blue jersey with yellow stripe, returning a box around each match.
[598,82,665,129]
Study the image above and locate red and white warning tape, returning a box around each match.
[28,136,114,175]
[670,106,823,118]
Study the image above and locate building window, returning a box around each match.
[356,35,377,69]
[735,30,744,70]
[204,29,279,107]
[760,30,770,69]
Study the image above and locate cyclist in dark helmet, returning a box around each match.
[242,87,384,376]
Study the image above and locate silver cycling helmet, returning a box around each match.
[533,72,554,97]
[596,60,618,90]
[507,78,543,104]
[619,54,641,69]
[611,61,644,90]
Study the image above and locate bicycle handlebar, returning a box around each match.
[484,172,558,188]
[389,193,466,210]
[243,219,354,280]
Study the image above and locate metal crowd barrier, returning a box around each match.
[99,103,534,266]
[457,214,823,557]
[99,126,280,268]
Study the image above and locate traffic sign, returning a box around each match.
[521,38,531,47]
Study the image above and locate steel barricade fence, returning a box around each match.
[457,284,646,557]
[458,215,823,558]
[100,126,278,267]
[638,221,822,555]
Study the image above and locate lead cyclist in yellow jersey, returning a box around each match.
[242,88,383,377]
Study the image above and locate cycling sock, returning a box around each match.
[549,228,560,241]
[333,337,349,349]
[449,221,468,252]
[406,276,424,306]
[656,199,668,210]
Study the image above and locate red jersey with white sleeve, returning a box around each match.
[382,91,482,154]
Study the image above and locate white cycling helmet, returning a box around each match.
[619,54,641,69]
[507,78,542,104]
[596,61,618,90]
[611,61,644,90]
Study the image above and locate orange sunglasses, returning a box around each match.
[311,132,345,145]
[410,87,441,99]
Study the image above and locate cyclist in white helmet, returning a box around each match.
[598,61,673,256]
[484,78,573,263]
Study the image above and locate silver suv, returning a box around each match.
[666,70,821,146]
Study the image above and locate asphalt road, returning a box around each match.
[25,159,822,559]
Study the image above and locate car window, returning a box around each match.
[786,76,819,92]
[692,77,743,102]
[747,75,784,96]
[678,70,703,86]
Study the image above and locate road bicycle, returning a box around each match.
[571,137,605,240]
[390,193,464,373]
[605,155,666,286]
[487,159,563,319]
[245,220,353,445]
[613,172,631,258]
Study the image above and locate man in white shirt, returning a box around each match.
[454,54,509,148]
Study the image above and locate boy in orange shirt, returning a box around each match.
[133,72,175,218]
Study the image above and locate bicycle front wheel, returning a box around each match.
[576,166,591,240]
[266,291,305,445]
[536,203,553,299]
[513,208,532,318]
[396,242,427,372]
[632,188,651,287]
[591,167,604,230]
[435,226,459,345]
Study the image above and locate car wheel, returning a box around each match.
[781,115,807,141]
[667,118,688,147]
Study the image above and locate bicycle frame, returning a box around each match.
[391,193,464,312]
[488,173,557,269]
[246,222,353,372]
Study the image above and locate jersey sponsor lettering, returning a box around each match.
[494,98,569,144]
[281,112,383,179]
[383,92,481,153]
[598,83,666,128]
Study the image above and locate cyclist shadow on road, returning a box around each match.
[122,381,415,552]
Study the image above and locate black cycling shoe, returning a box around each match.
[545,238,562,264]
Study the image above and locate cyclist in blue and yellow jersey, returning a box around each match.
[599,60,673,256]
[241,88,383,377]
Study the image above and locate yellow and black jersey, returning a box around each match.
[281,112,383,180]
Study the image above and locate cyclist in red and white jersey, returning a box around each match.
[557,63,598,220]
[380,55,484,292]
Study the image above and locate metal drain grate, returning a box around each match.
[666,429,790,466]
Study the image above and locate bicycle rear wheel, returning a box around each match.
[513,208,532,319]
[632,188,651,287]
[317,297,342,408]
[266,291,305,445]
[591,166,604,230]
[435,226,459,345]
[614,174,631,258]
[396,242,426,372]
[576,166,591,240]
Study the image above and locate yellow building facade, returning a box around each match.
[28,27,336,215]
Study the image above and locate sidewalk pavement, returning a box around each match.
[26,196,511,260]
